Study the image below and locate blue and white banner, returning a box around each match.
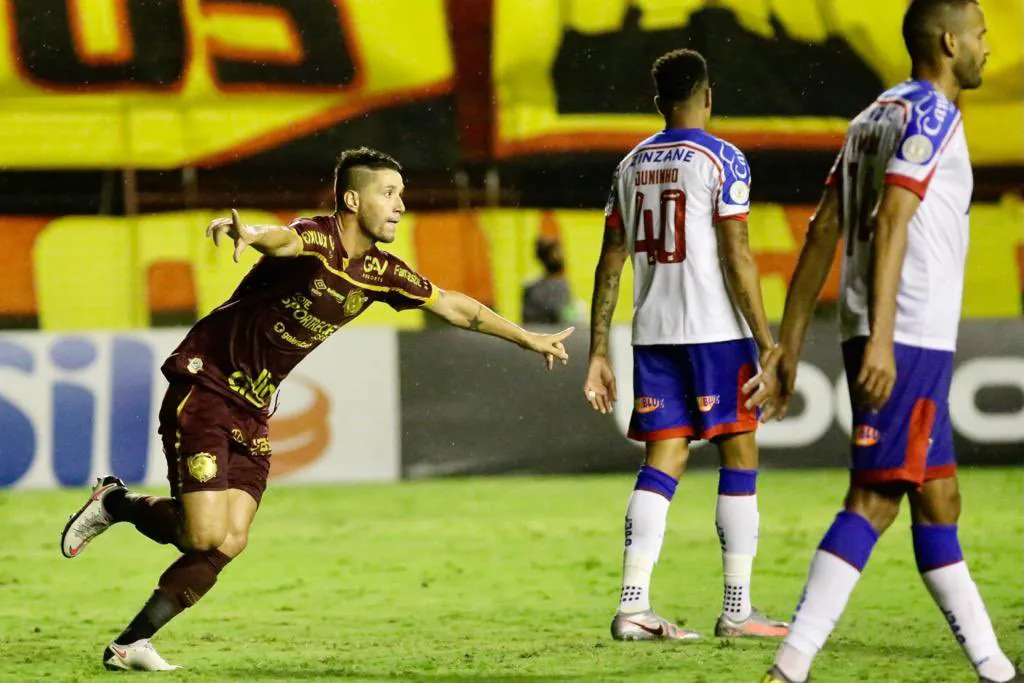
[0,329,400,489]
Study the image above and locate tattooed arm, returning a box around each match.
[589,224,629,358]
[718,217,774,353]
[424,288,574,369]
[583,222,628,413]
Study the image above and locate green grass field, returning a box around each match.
[0,468,1020,682]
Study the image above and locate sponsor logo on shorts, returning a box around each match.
[853,425,880,446]
[635,397,663,414]
[251,436,272,457]
[186,452,218,483]
[230,428,246,444]
[697,395,720,412]
[186,357,203,375]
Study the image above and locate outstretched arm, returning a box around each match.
[424,288,573,370]
[207,209,303,262]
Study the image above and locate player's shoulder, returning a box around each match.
[288,214,333,230]
[288,215,337,252]
[621,129,746,169]
[874,80,961,122]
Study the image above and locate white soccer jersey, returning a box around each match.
[605,128,753,346]
[829,79,971,351]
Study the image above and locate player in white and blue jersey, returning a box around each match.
[585,48,788,641]
[758,2,1019,682]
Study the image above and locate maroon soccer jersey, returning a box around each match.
[161,215,436,413]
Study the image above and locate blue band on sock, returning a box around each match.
[912,524,963,573]
[718,468,758,495]
[818,511,879,571]
[634,465,678,500]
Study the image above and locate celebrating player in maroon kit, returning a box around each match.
[60,147,574,672]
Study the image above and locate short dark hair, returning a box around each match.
[902,0,978,63]
[333,147,402,198]
[651,49,708,106]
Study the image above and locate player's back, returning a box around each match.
[830,79,970,351]
[610,128,753,345]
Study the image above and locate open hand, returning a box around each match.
[584,355,617,414]
[206,209,257,263]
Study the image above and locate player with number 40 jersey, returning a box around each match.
[585,48,787,644]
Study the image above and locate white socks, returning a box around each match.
[913,524,1016,682]
[775,511,879,682]
[776,550,864,681]
[618,466,678,614]
[619,489,670,613]
[717,468,759,621]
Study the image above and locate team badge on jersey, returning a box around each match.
[343,289,367,316]
[186,453,218,483]
[186,357,203,375]
[901,134,934,164]
[728,181,750,204]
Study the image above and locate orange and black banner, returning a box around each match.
[0,0,457,169]
[1,0,1021,169]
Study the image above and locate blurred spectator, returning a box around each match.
[522,237,584,324]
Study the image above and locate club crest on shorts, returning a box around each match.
[635,397,663,414]
[186,453,218,483]
[186,357,203,374]
[343,289,367,316]
[697,395,720,412]
[854,425,881,447]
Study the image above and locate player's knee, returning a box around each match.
[181,525,228,552]
[844,483,904,533]
[645,439,690,476]
[218,530,249,559]
[714,432,758,470]
[912,479,961,525]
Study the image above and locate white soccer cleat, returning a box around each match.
[103,639,181,671]
[60,475,124,558]
[611,609,701,641]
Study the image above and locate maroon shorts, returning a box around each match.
[158,381,272,505]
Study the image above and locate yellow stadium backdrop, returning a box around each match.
[493,0,1024,164]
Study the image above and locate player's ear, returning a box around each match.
[342,189,359,213]
[705,86,712,111]
[653,95,663,117]
[940,31,957,58]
